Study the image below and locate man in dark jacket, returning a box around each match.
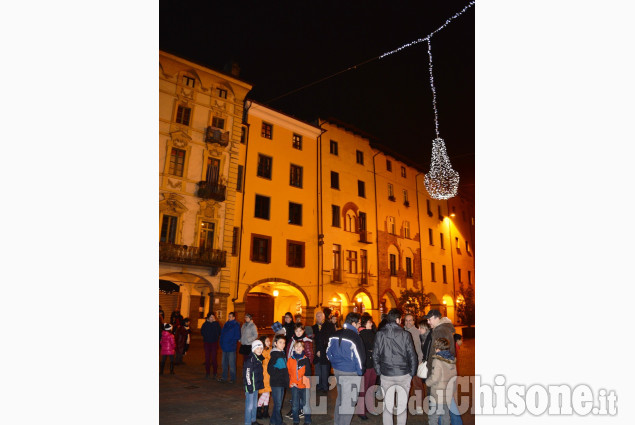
[356,314,376,420]
[312,308,335,392]
[326,312,365,425]
[373,308,417,425]
[424,309,455,381]
[219,312,241,383]
[201,312,221,379]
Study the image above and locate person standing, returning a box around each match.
[403,314,425,410]
[160,323,176,375]
[282,312,295,353]
[268,335,289,425]
[356,314,376,421]
[201,312,221,379]
[426,337,457,425]
[373,308,417,425]
[424,309,455,382]
[244,339,265,425]
[312,309,335,393]
[287,341,312,425]
[219,311,241,383]
[257,336,273,420]
[326,312,365,425]
[240,313,259,360]
[175,318,191,365]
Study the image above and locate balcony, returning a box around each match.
[197,181,226,201]
[160,242,226,269]
[358,230,373,244]
[205,127,230,147]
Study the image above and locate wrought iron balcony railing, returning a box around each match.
[205,127,230,146]
[197,181,226,201]
[159,242,226,269]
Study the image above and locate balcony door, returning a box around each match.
[206,157,220,185]
[333,244,342,281]
[199,221,215,251]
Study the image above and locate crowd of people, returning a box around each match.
[160,305,465,425]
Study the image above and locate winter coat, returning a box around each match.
[176,325,190,353]
[312,320,335,365]
[405,325,424,364]
[326,323,365,375]
[160,331,176,355]
[243,352,265,394]
[373,321,417,377]
[283,321,295,352]
[267,348,290,388]
[201,320,221,343]
[425,318,455,379]
[219,319,241,352]
[259,348,271,394]
[287,353,311,389]
[427,351,457,405]
[359,328,376,369]
[421,330,433,365]
[240,321,258,345]
[287,334,314,364]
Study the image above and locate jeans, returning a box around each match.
[380,374,411,425]
[244,391,258,425]
[221,350,236,381]
[437,399,463,425]
[333,369,362,425]
[270,386,285,425]
[429,400,450,425]
[291,387,312,424]
[315,362,331,391]
[204,341,219,376]
[160,355,174,374]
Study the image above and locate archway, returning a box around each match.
[441,294,455,323]
[379,289,398,318]
[159,272,214,329]
[243,278,310,329]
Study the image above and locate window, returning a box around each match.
[257,154,272,179]
[183,75,195,87]
[346,211,356,232]
[440,232,445,249]
[333,244,342,280]
[205,157,220,184]
[217,88,227,99]
[358,180,365,198]
[427,199,433,217]
[430,263,436,282]
[199,221,215,250]
[160,215,178,244]
[442,265,448,283]
[290,164,303,188]
[386,159,392,171]
[212,116,225,129]
[360,250,368,283]
[388,183,394,200]
[466,240,471,253]
[175,105,191,125]
[332,205,340,227]
[292,134,302,150]
[388,216,395,234]
[428,228,434,245]
[331,171,340,189]
[406,257,413,278]
[468,270,472,284]
[458,268,462,283]
[356,150,364,164]
[330,140,338,155]
[403,189,409,206]
[347,250,358,274]
[254,195,270,220]
[231,227,239,255]
[287,241,305,268]
[240,127,246,144]
[438,205,444,221]
[169,148,186,177]
[359,212,367,231]
[236,165,244,192]
[455,237,459,251]
[401,166,406,177]
[288,202,302,226]
[404,221,410,238]
[261,122,273,139]
[251,234,271,263]
[389,254,397,276]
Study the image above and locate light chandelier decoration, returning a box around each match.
[423,37,460,200]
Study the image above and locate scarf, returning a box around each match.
[436,349,455,360]
[292,351,305,361]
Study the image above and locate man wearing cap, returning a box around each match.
[424,309,455,382]
[240,313,259,360]
[312,308,335,393]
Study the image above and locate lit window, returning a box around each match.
[199,221,215,250]
[160,214,178,244]
[169,148,186,177]
[292,134,302,150]
[261,122,273,139]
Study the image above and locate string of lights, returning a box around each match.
[265,1,475,105]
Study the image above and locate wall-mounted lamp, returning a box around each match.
[273,290,279,297]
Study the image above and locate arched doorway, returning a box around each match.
[160,272,214,330]
[379,289,397,318]
[243,279,310,330]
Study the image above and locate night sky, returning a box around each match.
[160,0,474,201]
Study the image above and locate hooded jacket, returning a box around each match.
[287,333,314,364]
[240,320,258,345]
[160,330,176,355]
[326,323,365,375]
[243,352,265,393]
[219,319,241,352]
[426,351,457,405]
[425,317,455,380]
[372,321,417,377]
[267,347,290,388]
[287,352,311,389]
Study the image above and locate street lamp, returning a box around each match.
[445,200,457,322]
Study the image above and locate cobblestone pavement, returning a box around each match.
[160,334,474,425]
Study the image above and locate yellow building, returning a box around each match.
[159,51,252,329]
[229,102,322,327]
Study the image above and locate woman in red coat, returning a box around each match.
[160,323,176,375]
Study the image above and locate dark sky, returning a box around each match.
[160,0,474,200]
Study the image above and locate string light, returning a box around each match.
[424,137,460,200]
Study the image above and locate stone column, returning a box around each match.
[303,305,316,326]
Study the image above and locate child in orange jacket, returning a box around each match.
[287,341,312,425]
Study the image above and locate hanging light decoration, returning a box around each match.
[424,38,460,200]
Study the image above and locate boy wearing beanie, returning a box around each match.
[244,339,265,425]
